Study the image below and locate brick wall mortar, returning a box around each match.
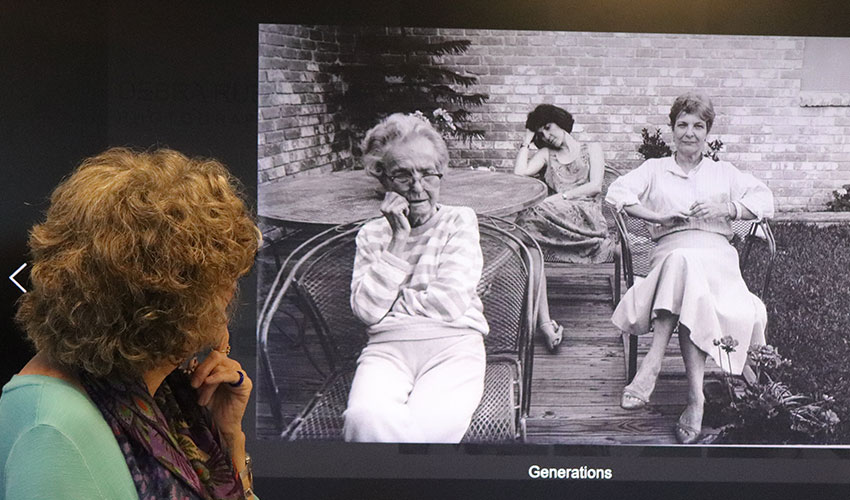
[257,24,355,185]
[259,27,849,212]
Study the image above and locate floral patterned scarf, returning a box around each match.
[80,370,246,500]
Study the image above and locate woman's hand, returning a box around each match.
[381,191,411,237]
[381,191,412,256]
[514,134,547,176]
[191,342,252,439]
[656,210,691,226]
[689,200,730,219]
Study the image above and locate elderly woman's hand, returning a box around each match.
[381,191,412,245]
[191,339,252,439]
[689,200,731,220]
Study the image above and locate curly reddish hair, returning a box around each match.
[16,148,260,377]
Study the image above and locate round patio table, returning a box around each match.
[259,168,547,227]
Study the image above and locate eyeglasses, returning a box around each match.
[387,172,443,188]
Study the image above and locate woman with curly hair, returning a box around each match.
[0,148,261,499]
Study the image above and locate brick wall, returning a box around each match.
[259,26,850,212]
[258,24,356,184]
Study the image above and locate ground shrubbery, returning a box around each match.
[826,185,850,212]
[706,222,850,443]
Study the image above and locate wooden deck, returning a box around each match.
[526,262,720,445]
[255,247,719,443]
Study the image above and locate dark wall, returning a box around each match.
[0,2,107,384]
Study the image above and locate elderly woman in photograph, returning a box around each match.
[514,104,615,351]
[0,149,260,499]
[344,113,488,443]
[605,93,774,444]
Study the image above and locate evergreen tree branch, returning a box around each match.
[358,36,471,56]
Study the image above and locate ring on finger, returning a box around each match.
[228,370,245,388]
[214,345,232,356]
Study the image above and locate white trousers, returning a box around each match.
[343,333,486,443]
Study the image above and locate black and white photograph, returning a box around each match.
[256,24,850,446]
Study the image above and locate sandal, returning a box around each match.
[674,412,702,444]
[541,320,563,353]
[620,387,649,410]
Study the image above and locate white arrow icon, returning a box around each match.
[9,263,27,293]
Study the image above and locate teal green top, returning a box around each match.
[0,375,138,500]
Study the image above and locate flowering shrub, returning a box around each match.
[412,108,458,138]
[826,184,850,211]
[705,344,841,444]
[703,139,724,161]
[637,128,723,161]
[713,336,740,401]
[637,128,671,160]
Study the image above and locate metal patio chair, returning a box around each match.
[611,210,777,383]
[601,165,624,306]
[257,220,367,431]
[274,219,536,442]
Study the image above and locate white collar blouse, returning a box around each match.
[605,156,775,241]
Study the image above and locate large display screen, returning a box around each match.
[3,2,850,498]
[253,23,850,482]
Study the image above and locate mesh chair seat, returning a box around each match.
[287,359,520,442]
[462,360,520,443]
[258,221,369,431]
[602,165,624,306]
[286,370,353,441]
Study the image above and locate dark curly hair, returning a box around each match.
[16,148,260,377]
[525,104,575,148]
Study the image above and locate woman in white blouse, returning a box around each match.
[605,93,774,444]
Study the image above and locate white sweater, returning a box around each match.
[350,205,489,343]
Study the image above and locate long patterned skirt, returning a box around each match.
[515,196,614,264]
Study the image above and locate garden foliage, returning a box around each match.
[637,128,723,161]
[332,28,489,155]
[707,223,850,443]
[637,128,671,160]
[826,185,850,212]
[706,344,840,443]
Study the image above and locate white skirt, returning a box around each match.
[612,230,767,374]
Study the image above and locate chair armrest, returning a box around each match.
[610,206,636,289]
